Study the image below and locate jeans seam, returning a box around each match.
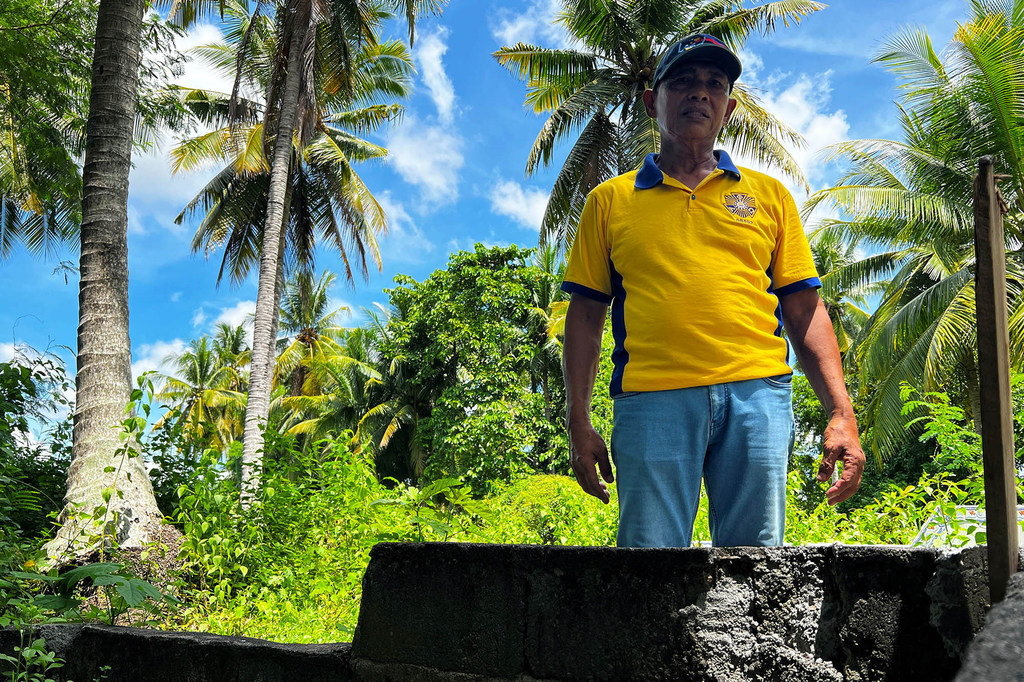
[706,485,718,546]
[704,386,712,445]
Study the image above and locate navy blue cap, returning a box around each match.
[652,34,742,89]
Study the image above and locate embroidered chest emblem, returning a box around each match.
[724,192,758,219]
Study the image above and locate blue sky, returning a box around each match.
[1,0,969,383]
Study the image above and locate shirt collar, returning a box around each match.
[634,150,742,189]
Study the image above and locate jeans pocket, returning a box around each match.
[612,391,641,400]
[760,373,793,389]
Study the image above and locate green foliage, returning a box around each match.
[368,244,572,487]
[0,632,64,682]
[787,380,1024,546]
[0,357,71,596]
[9,562,177,627]
[171,433,493,641]
[806,3,1024,460]
[479,475,617,546]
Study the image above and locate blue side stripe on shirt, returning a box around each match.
[766,266,788,364]
[609,259,628,396]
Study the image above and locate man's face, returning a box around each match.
[643,61,737,146]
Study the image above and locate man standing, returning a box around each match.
[562,34,865,548]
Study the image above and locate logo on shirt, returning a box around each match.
[724,192,758,219]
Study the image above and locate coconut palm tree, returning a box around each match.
[44,0,161,563]
[526,245,569,420]
[156,337,247,450]
[42,0,246,566]
[274,270,350,396]
[212,322,252,389]
[493,0,823,248]
[353,303,434,481]
[805,1,1024,461]
[170,1,440,496]
[278,327,380,444]
[807,231,877,367]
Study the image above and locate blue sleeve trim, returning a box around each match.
[561,281,613,304]
[774,277,822,297]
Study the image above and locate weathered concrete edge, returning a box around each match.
[954,569,1024,682]
[350,659,560,682]
[0,623,353,682]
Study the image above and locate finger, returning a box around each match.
[596,446,614,483]
[826,461,863,505]
[572,454,609,504]
[816,450,838,482]
[826,478,854,505]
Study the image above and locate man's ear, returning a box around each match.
[642,89,657,119]
[723,97,738,126]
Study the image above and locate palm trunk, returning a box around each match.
[45,0,163,564]
[240,2,310,502]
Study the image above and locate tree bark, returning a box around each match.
[45,0,163,564]
[240,1,311,502]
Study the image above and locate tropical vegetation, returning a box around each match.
[3,0,1024,660]
[806,0,1024,461]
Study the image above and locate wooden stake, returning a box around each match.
[973,155,1019,604]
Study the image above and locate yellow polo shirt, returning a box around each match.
[562,151,820,395]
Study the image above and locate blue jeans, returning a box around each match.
[610,376,794,547]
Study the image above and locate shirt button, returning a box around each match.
[691,194,696,200]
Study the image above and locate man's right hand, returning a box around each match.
[569,420,614,504]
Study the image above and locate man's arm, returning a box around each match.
[780,288,865,505]
[563,292,613,504]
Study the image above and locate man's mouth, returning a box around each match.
[681,107,710,119]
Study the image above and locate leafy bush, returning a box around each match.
[171,432,493,642]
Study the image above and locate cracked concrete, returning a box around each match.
[351,543,1001,681]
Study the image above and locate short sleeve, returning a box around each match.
[561,191,613,304]
[770,188,821,296]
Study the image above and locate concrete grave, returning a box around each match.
[4,543,1023,681]
[350,543,998,681]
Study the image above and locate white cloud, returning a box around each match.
[129,145,211,209]
[130,23,235,211]
[213,300,256,331]
[170,291,182,302]
[0,342,15,363]
[492,0,571,49]
[132,339,187,380]
[416,29,456,124]
[387,119,464,205]
[326,297,357,326]
[489,179,549,231]
[735,48,765,83]
[377,192,435,263]
[168,23,235,94]
[191,307,207,328]
[447,235,512,252]
[727,65,850,232]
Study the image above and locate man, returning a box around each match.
[562,34,865,548]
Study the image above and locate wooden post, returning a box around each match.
[973,155,1019,604]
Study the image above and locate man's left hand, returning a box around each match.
[817,415,865,506]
